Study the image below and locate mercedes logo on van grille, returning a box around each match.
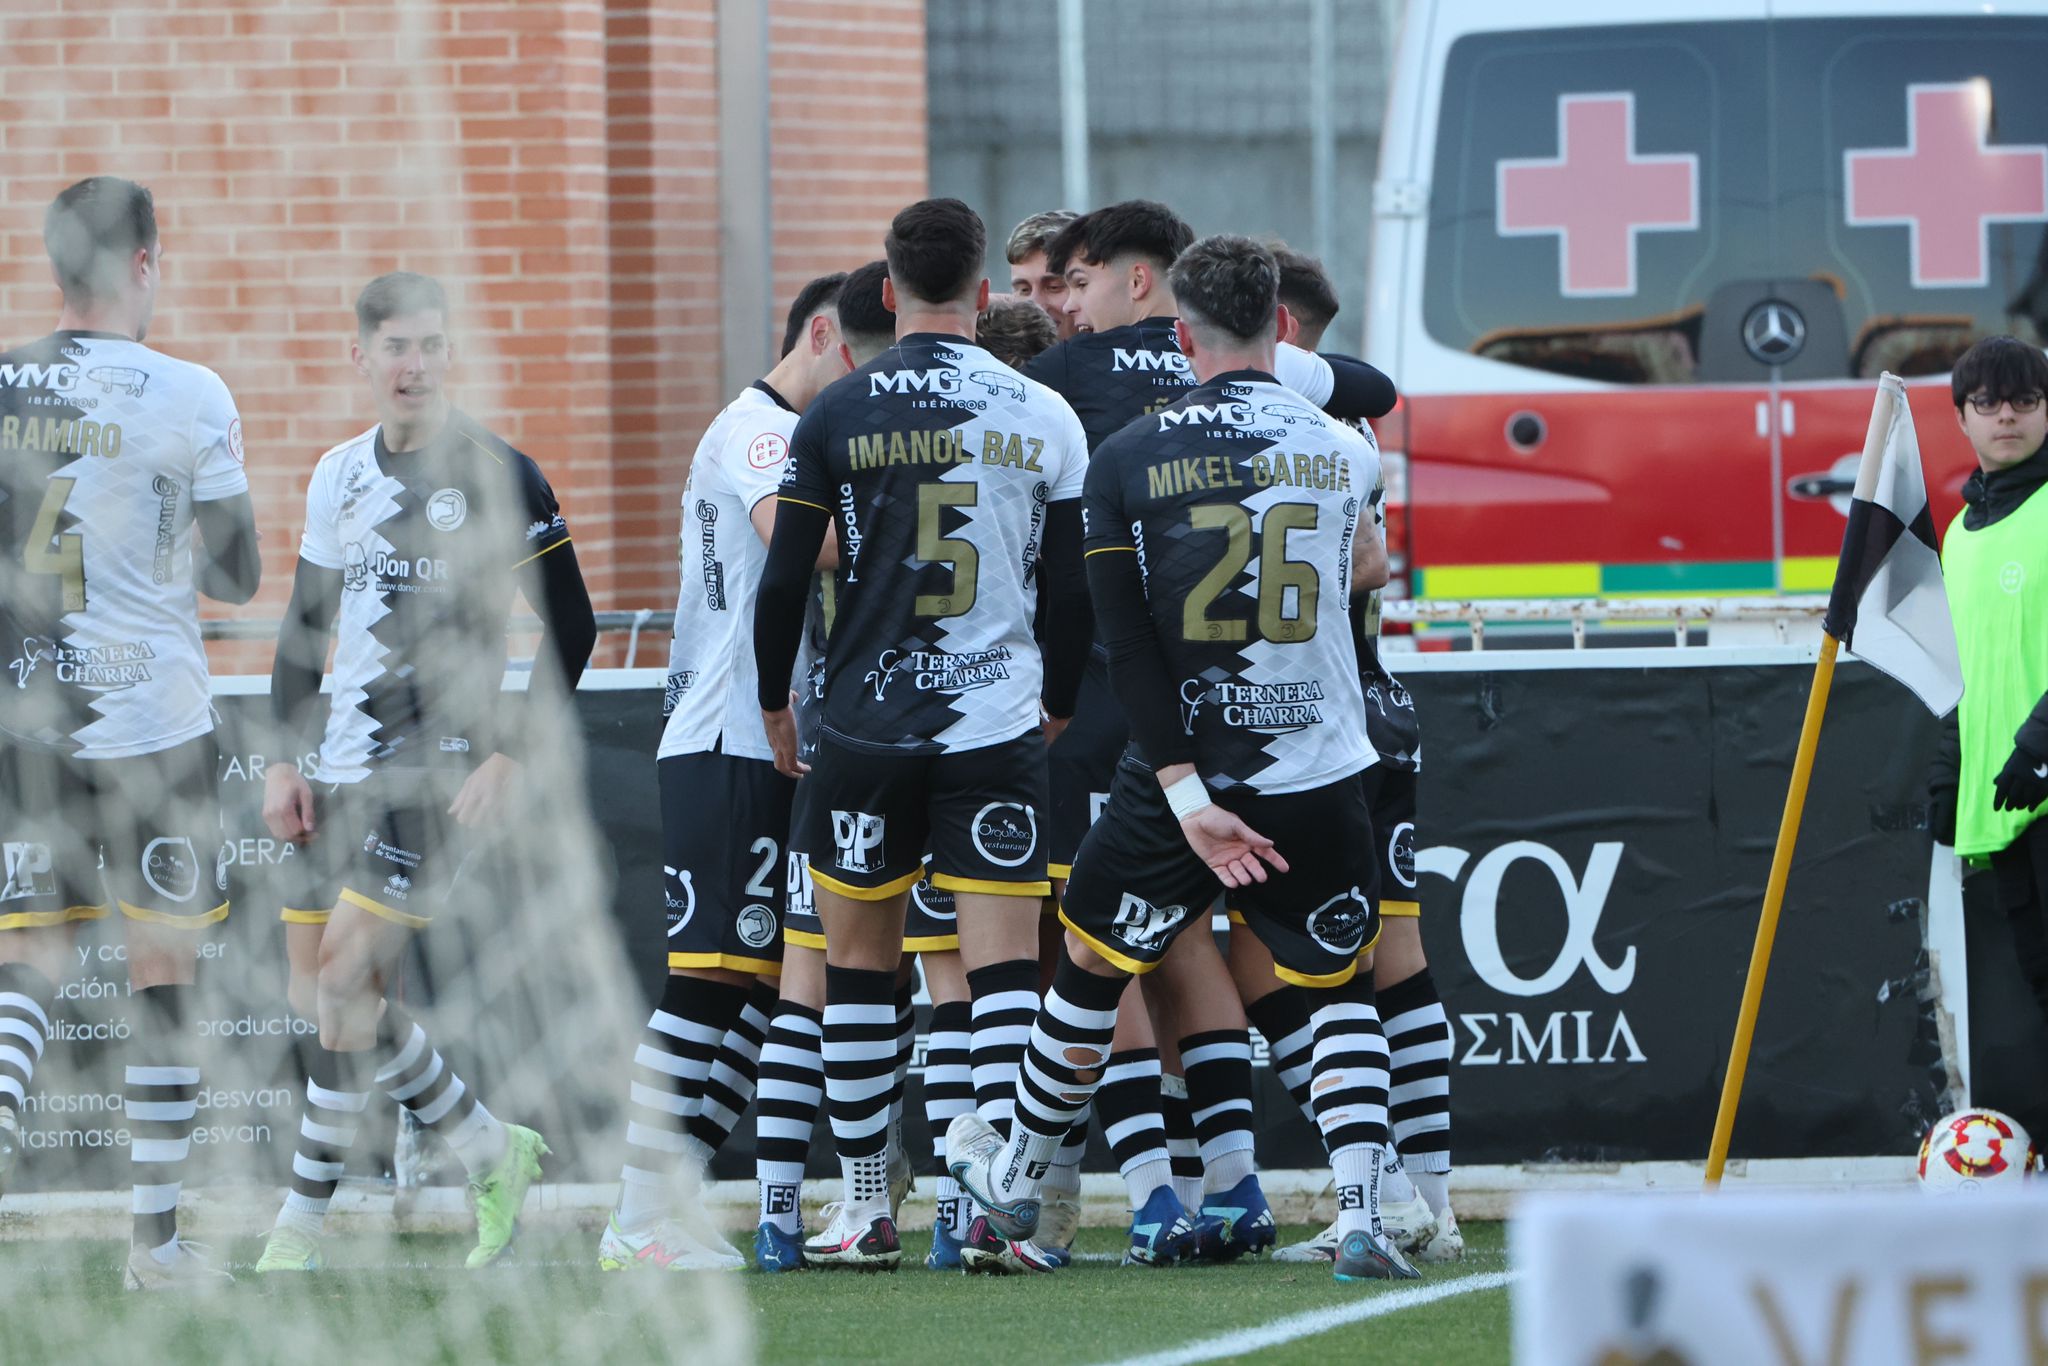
[1741,300,1807,366]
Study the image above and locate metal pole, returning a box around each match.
[716,0,774,393]
[1309,0,1335,264]
[1058,0,1089,209]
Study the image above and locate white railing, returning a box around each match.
[1384,596,1831,650]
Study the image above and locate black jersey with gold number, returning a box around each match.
[1082,371,1379,794]
[778,334,1087,754]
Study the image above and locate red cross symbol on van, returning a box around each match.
[1496,92,1699,298]
[1845,82,2048,288]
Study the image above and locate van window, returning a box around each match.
[1422,17,2048,386]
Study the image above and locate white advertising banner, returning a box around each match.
[1513,1191,2048,1365]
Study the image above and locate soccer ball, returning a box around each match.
[1917,1108,2038,1193]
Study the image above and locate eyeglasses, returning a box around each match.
[1968,391,2045,416]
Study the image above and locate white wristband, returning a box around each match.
[1163,773,1211,821]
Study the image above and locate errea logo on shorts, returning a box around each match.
[830,810,886,874]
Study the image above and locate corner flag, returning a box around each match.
[1821,372,1964,717]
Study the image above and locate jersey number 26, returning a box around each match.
[1183,503,1319,644]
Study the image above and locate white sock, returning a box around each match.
[441,1100,508,1179]
[1412,1168,1450,1218]
[758,1161,805,1236]
[1332,1143,1381,1240]
[1123,1155,1175,1212]
[1380,1143,1418,1203]
[1202,1146,1255,1196]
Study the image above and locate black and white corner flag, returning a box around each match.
[1821,372,1963,716]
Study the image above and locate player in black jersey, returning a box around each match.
[254,273,596,1274]
[949,234,1419,1285]
[1023,201,1400,1260]
[0,178,261,1291]
[753,199,1092,1271]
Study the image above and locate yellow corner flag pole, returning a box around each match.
[1703,379,1896,1189]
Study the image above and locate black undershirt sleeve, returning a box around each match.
[1037,499,1089,719]
[269,557,342,766]
[1317,352,1399,420]
[495,543,598,759]
[754,499,832,711]
[1086,546,1198,770]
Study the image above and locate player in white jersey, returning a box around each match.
[949,235,1419,1284]
[595,271,856,1274]
[0,178,259,1291]
[253,273,596,1275]
[753,199,1092,1270]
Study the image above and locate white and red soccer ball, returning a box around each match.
[1917,1108,2040,1193]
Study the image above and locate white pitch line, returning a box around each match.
[1091,1269,1517,1366]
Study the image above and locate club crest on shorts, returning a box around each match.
[1388,821,1417,890]
[1307,886,1372,954]
[971,802,1038,868]
[141,836,199,903]
[1110,892,1187,952]
[830,810,885,874]
[737,903,778,949]
[664,865,696,934]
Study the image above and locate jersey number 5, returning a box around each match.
[26,477,86,612]
[915,483,979,618]
[1182,503,1319,643]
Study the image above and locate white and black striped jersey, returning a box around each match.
[659,382,809,762]
[298,412,571,783]
[0,331,249,758]
[778,334,1088,754]
[1083,371,1379,794]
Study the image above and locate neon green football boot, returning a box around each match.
[466,1124,549,1268]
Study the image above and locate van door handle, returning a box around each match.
[1781,399,1795,436]
[1756,400,1769,437]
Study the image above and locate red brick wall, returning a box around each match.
[0,0,928,668]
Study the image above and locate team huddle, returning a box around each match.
[0,176,1459,1291]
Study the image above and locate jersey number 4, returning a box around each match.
[26,477,86,611]
[1183,503,1319,643]
[915,483,979,619]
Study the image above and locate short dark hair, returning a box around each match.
[1167,235,1279,345]
[1046,200,1193,277]
[355,271,448,337]
[44,177,157,302]
[884,198,986,306]
[1270,243,1339,335]
[836,260,894,353]
[1952,335,2048,412]
[1005,210,1078,266]
[977,297,1057,369]
[781,272,846,357]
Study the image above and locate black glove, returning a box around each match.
[1929,781,1958,845]
[1992,742,2048,813]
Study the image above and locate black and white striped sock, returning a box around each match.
[689,977,779,1155]
[822,966,898,1217]
[967,959,1039,1139]
[1244,986,1318,1131]
[1096,1047,1173,1209]
[921,999,973,1236]
[618,976,749,1230]
[0,963,54,1122]
[1160,1073,1204,1211]
[1308,978,1392,1239]
[125,984,198,1259]
[1181,1028,1256,1195]
[373,1006,506,1180]
[1380,969,1452,1213]
[995,955,1124,1204]
[278,1046,370,1236]
[755,999,823,1237]
[888,976,915,1169]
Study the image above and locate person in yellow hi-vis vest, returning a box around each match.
[1930,335,2048,1021]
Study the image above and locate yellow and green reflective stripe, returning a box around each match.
[1414,559,1833,599]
